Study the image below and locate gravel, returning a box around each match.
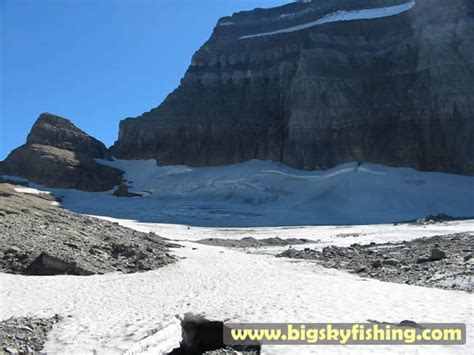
[277,233,473,292]
[0,315,62,353]
[0,183,178,275]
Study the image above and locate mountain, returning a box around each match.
[0,113,123,191]
[111,0,474,175]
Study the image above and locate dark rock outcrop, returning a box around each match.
[112,0,474,175]
[169,314,226,355]
[0,113,123,191]
[112,183,143,197]
[25,252,94,276]
[168,313,261,355]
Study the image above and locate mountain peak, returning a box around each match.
[27,113,108,159]
[1,113,122,191]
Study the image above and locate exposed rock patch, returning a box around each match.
[401,213,474,226]
[112,183,143,198]
[0,183,177,275]
[0,315,62,353]
[277,233,473,292]
[196,237,311,248]
[25,252,94,276]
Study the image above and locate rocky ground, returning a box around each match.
[196,237,311,248]
[0,316,62,354]
[277,233,473,292]
[0,183,178,275]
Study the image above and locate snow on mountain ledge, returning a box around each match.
[240,0,416,39]
[6,159,473,227]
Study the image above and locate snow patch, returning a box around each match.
[14,187,51,195]
[123,320,181,355]
[280,7,314,19]
[240,1,416,39]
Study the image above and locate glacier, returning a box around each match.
[40,159,474,227]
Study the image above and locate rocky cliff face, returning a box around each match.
[0,113,123,191]
[111,0,474,175]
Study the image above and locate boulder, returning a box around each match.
[371,260,382,268]
[112,183,142,197]
[398,320,422,329]
[430,248,447,261]
[24,253,93,276]
[382,258,399,267]
[4,247,21,255]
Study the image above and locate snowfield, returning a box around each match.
[240,1,416,39]
[1,159,473,354]
[0,220,473,354]
[13,187,51,195]
[16,159,473,227]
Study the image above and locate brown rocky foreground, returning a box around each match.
[0,183,178,275]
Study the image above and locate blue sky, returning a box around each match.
[0,0,289,160]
